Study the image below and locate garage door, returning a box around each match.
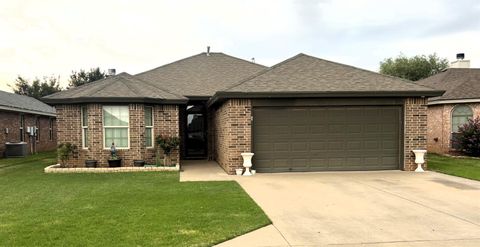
[253,106,402,172]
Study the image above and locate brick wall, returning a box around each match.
[212,99,252,174]
[145,105,180,165]
[56,104,179,167]
[404,98,428,171]
[426,103,480,154]
[0,110,57,157]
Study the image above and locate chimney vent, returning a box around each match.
[206,46,210,56]
[107,69,116,76]
[450,53,470,68]
[251,57,255,63]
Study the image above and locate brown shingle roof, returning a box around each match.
[135,52,267,97]
[416,68,480,103]
[43,72,187,104]
[215,53,442,97]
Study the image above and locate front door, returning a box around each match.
[185,104,207,158]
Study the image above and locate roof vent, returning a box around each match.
[107,69,116,76]
[251,57,255,63]
[206,46,210,56]
[450,53,470,68]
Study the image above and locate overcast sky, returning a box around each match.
[1,0,479,92]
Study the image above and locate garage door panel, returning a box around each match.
[273,143,289,152]
[253,106,401,172]
[292,142,308,151]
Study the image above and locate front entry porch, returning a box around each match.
[180,160,232,181]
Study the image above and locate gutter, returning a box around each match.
[207,90,446,107]
[0,105,56,117]
[428,98,480,105]
[41,97,189,105]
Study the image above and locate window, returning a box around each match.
[103,106,129,148]
[49,118,54,141]
[35,117,40,141]
[145,106,154,148]
[451,105,473,133]
[451,105,473,149]
[81,106,88,148]
[19,114,25,142]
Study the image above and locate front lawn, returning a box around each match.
[0,151,270,246]
[428,153,480,181]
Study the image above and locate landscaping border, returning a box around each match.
[44,164,179,173]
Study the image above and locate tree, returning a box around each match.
[379,53,449,81]
[68,67,107,88]
[10,76,62,99]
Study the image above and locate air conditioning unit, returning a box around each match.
[5,142,28,157]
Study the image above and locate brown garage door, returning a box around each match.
[253,106,402,172]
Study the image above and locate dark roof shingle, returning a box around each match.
[416,68,480,102]
[135,52,267,97]
[0,90,55,116]
[43,73,187,104]
[223,53,442,95]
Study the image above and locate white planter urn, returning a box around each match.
[412,150,427,172]
[235,168,243,176]
[241,152,254,176]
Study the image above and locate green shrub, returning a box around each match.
[155,135,180,156]
[456,117,480,157]
[57,143,77,167]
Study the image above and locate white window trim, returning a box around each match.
[145,106,154,149]
[49,118,53,141]
[81,106,88,149]
[450,104,473,134]
[19,114,25,142]
[102,105,130,150]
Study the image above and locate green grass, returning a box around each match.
[428,153,480,181]
[0,152,270,246]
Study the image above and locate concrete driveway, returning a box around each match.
[222,171,480,246]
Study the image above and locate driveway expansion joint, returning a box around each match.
[354,179,480,228]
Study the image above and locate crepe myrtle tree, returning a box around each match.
[455,117,480,157]
[155,135,180,166]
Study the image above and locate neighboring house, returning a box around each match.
[43,51,443,173]
[0,90,57,157]
[416,57,479,154]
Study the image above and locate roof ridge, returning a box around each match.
[216,52,267,69]
[135,53,205,77]
[43,72,120,99]
[91,74,125,95]
[299,53,438,91]
[118,74,143,97]
[223,53,305,91]
[135,52,267,78]
[128,74,187,99]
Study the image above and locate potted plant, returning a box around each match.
[155,135,180,166]
[133,160,145,167]
[85,159,97,168]
[107,143,122,167]
[58,143,77,168]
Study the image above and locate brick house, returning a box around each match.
[0,90,57,157]
[417,57,480,154]
[43,51,443,173]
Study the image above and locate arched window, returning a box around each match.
[451,105,473,133]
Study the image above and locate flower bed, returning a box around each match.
[44,164,179,173]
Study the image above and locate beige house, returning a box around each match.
[417,56,480,154]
